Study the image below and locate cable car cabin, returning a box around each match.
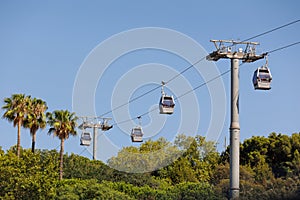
[80,132,92,146]
[159,95,175,114]
[131,127,143,142]
[252,66,272,90]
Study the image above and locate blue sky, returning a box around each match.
[0,1,299,162]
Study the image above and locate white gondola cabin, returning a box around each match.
[159,81,175,114]
[252,66,272,90]
[80,132,92,146]
[131,126,143,142]
[159,95,175,114]
[131,116,144,142]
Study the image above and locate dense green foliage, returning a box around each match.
[2,94,76,181]
[0,133,299,199]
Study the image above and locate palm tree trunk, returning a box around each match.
[31,132,36,153]
[17,120,21,158]
[59,138,64,180]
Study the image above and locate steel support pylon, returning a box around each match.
[93,126,98,160]
[206,39,265,199]
[230,58,240,199]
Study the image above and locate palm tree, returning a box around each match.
[24,98,48,153]
[2,94,31,158]
[47,110,78,180]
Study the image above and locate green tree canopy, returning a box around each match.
[47,110,78,180]
[24,97,48,153]
[2,94,31,157]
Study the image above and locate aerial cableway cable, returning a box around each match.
[111,41,300,127]
[100,20,300,118]
[80,22,300,153]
